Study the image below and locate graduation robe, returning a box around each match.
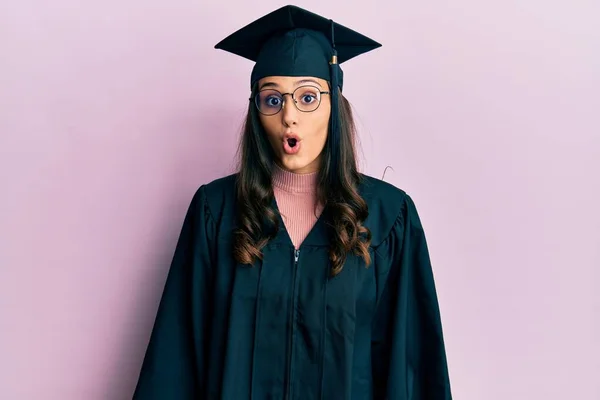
[133,173,452,399]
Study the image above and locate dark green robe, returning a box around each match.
[133,173,452,399]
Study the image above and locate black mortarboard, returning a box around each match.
[214,5,381,171]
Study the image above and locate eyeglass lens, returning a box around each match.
[255,86,322,115]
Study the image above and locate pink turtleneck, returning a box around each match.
[272,163,324,250]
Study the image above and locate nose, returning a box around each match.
[281,95,298,127]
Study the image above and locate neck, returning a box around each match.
[272,163,318,193]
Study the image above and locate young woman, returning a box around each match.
[133,5,452,399]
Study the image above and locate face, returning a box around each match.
[256,76,331,174]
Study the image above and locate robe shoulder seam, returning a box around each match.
[358,173,409,249]
[371,196,409,263]
[197,185,217,226]
[197,173,238,224]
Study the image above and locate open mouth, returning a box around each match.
[282,135,301,155]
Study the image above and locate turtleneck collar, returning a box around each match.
[272,162,318,193]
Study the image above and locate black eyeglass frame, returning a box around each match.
[249,85,331,116]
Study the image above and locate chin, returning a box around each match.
[278,155,318,174]
[279,158,304,171]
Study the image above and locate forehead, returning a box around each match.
[258,76,328,89]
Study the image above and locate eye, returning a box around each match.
[300,94,317,104]
[295,87,320,105]
[265,95,282,107]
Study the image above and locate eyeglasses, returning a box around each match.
[252,85,330,116]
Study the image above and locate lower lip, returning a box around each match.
[283,139,301,155]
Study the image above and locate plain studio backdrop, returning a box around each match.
[1,0,599,399]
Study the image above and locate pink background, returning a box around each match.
[1,0,599,399]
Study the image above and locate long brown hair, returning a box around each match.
[233,84,371,276]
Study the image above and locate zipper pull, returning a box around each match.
[294,249,300,263]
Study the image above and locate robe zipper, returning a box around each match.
[286,248,300,399]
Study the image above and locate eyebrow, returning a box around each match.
[259,79,323,90]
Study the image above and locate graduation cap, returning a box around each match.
[214,5,381,169]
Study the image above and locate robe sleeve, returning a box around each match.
[133,186,215,399]
[371,194,452,399]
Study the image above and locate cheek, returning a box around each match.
[316,120,328,144]
[313,106,331,141]
[259,115,280,143]
[302,114,329,158]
